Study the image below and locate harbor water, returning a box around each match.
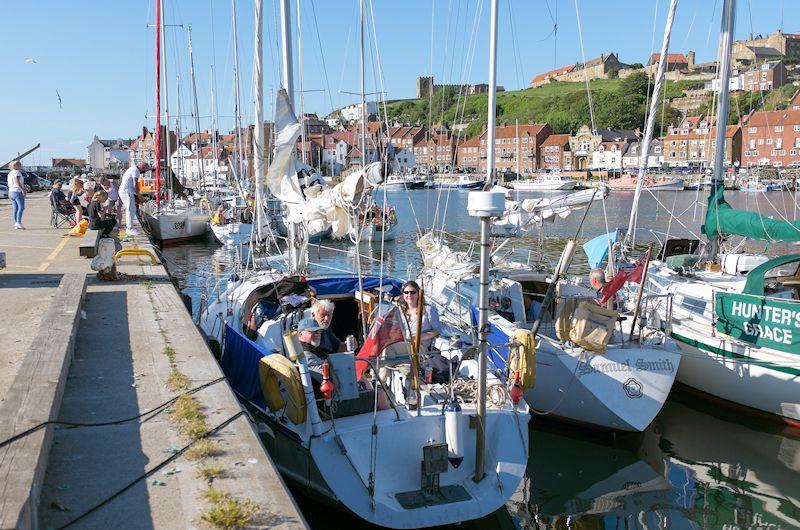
[162,189,800,530]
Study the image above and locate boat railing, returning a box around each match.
[352,357,401,421]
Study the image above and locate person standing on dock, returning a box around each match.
[119,162,149,236]
[7,160,26,229]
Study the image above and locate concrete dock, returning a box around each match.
[0,193,307,529]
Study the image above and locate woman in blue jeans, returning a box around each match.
[7,160,26,229]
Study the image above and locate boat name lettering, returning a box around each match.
[730,300,795,345]
[577,358,674,376]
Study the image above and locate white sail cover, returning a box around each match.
[266,89,304,204]
[417,232,479,278]
[285,162,385,238]
[495,185,607,232]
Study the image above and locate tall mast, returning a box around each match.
[296,0,307,165]
[253,0,265,240]
[515,119,520,177]
[160,0,172,200]
[231,0,245,181]
[280,0,294,110]
[187,26,202,188]
[625,0,679,250]
[154,0,162,207]
[210,65,220,183]
[474,0,499,484]
[360,0,367,170]
[709,0,736,258]
[175,74,183,182]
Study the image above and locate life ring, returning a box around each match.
[258,354,307,425]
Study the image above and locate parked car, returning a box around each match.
[0,183,7,199]
[0,169,46,192]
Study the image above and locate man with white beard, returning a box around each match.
[297,318,327,379]
[310,299,348,354]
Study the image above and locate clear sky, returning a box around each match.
[1,0,797,165]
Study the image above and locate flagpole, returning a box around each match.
[628,243,654,342]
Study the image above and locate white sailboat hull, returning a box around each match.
[210,222,254,246]
[144,208,208,243]
[526,341,680,431]
[353,223,397,242]
[512,179,578,191]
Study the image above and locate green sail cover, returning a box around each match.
[702,182,800,241]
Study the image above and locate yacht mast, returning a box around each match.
[160,0,172,200]
[253,0,265,240]
[360,0,367,170]
[625,0,678,251]
[474,0,500,483]
[187,27,202,190]
[709,0,736,258]
[296,0,307,165]
[210,65,220,184]
[280,0,295,109]
[231,0,245,183]
[154,0,162,207]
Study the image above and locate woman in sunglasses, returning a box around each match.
[397,280,441,352]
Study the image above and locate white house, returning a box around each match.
[591,142,629,170]
[86,136,132,171]
[176,146,228,184]
[622,140,664,169]
[169,144,194,180]
[340,101,378,123]
[321,133,353,176]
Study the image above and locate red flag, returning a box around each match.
[356,305,406,379]
[599,269,628,305]
[626,259,646,284]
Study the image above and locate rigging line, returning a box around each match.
[705,0,720,48]
[643,0,660,126]
[309,0,335,112]
[573,0,596,132]
[506,0,523,89]
[644,187,703,240]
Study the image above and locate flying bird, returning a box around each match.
[25,58,37,64]
[56,90,62,109]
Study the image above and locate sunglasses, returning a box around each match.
[403,290,418,295]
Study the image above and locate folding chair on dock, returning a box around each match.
[50,194,76,229]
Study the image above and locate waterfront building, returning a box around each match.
[390,145,415,174]
[592,141,630,171]
[706,61,788,92]
[179,146,229,182]
[86,136,132,171]
[622,139,664,170]
[455,136,481,173]
[129,126,177,169]
[662,116,741,168]
[387,125,426,150]
[568,126,638,170]
[539,133,573,172]
[741,94,800,167]
[474,123,552,175]
[340,102,378,123]
[51,158,87,171]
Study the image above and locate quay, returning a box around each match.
[0,192,307,529]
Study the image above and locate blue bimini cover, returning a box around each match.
[469,305,511,372]
[221,324,271,410]
[583,230,618,269]
[308,276,403,297]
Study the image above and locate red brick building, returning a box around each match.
[539,134,573,171]
[741,107,800,168]
[474,123,552,175]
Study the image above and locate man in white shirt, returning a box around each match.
[119,162,150,235]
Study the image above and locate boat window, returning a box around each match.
[675,294,707,315]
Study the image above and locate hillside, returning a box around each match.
[385,73,701,138]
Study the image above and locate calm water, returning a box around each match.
[162,189,800,530]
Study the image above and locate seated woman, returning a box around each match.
[210,204,228,226]
[49,180,73,214]
[398,280,440,353]
[87,190,117,236]
[67,178,89,225]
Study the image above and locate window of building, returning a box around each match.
[748,126,757,133]
[775,126,784,132]
[767,138,773,145]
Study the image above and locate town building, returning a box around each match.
[740,93,800,167]
[86,136,132,171]
[733,29,800,64]
[340,102,378,123]
[129,126,177,169]
[455,136,481,172]
[477,123,552,175]
[539,134,573,171]
[175,146,230,183]
[592,141,630,171]
[52,158,87,171]
[568,126,639,170]
[706,61,788,92]
[662,115,741,167]
[416,76,505,99]
[646,52,694,72]
[622,140,664,169]
[528,53,629,88]
[390,145,415,174]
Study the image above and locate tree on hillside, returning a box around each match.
[619,71,652,98]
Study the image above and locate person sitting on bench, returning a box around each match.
[87,190,117,236]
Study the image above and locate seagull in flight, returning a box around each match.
[56,90,62,109]
[25,58,37,64]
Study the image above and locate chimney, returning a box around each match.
[688,50,695,67]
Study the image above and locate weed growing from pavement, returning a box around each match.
[185,439,222,461]
[197,463,225,483]
[200,489,259,529]
[167,367,189,390]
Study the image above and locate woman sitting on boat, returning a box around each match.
[397,280,441,353]
[210,204,228,226]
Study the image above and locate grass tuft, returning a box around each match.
[197,463,225,483]
[162,345,176,364]
[185,439,222,461]
[172,394,202,422]
[180,418,209,440]
[167,368,190,391]
[200,489,259,529]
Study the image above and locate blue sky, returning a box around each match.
[1,0,797,164]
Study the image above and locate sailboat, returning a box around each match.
[198,1,528,526]
[633,0,800,425]
[142,0,209,244]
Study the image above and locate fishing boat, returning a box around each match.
[431,173,484,189]
[511,174,578,191]
[379,174,427,191]
[629,0,800,426]
[349,204,398,242]
[607,174,684,191]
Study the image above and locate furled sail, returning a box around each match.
[702,182,800,242]
[265,89,304,204]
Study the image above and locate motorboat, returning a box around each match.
[607,175,684,191]
[431,174,484,189]
[511,174,578,191]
